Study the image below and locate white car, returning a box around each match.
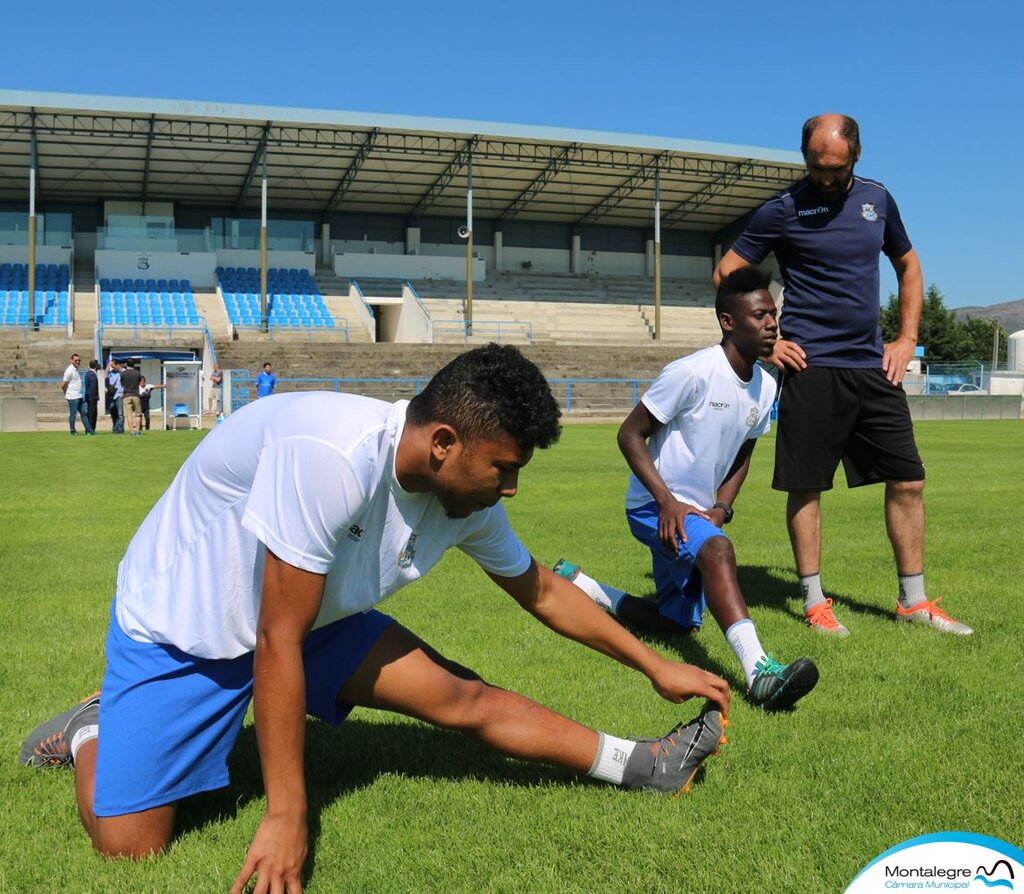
[947,383,986,394]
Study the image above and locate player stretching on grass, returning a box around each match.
[556,268,818,711]
[22,344,730,894]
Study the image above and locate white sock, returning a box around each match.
[572,570,628,614]
[725,619,767,688]
[70,724,99,762]
[587,732,638,785]
[799,573,826,612]
[898,573,926,609]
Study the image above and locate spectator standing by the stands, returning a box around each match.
[256,362,276,399]
[61,354,94,436]
[138,376,164,431]
[84,360,101,433]
[120,360,143,437]
[106,360,124,434]
[207,364,223,416]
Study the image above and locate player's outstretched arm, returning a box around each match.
[618,403,709,548]
[231,551,326,894]
[489,561,730,717]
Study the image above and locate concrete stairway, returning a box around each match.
[0,329,98,422]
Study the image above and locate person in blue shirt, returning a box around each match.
[106,359,124,433]
[256,362,277,399]
[713,113,971,638]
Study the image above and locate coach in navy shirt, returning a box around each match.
[713,113,972,638]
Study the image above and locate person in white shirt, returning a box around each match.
[60,353,93,435]
[555,268,818,712]
[23,344,731,892]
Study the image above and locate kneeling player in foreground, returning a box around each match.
[556,268,818,711]
[22,344,730,894]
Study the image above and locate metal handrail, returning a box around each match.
[431,319,533,344]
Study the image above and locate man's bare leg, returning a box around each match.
[786,490,822,576]
[885,479,925,574]
[74,738,177,859]
[337,623,725,792]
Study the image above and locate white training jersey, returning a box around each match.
[115,392,532,659]
[62,364,83,400]
[625,345,777,511]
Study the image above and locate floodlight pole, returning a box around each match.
[465,151,473,336]
[260,146,268,333]
[991,318,1000,371]
[654,166,662,341]
[28,110,38,330]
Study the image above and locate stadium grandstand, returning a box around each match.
[0,89,806,425]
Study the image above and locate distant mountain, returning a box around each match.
[954,299,1024,334]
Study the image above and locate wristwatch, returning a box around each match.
[712,502,734,524]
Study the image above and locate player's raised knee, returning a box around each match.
[697,534,735,568]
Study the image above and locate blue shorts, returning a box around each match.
[625,502,728,629]
[94,600,395,817]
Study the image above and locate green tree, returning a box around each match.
[880,283,1006,363]
[958,316,1007,364]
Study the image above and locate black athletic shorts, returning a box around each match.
[773,366,925,492]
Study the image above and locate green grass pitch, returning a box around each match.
[1,420,1021,892]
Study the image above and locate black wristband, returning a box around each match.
[712,502,734,524]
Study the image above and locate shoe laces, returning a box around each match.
[910,597,953,621]
[753,653,785,678]
[806,598,842,628]
[34,731,70,761]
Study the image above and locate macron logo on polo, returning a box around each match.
[709,401,731,410]
[797,206,830,217]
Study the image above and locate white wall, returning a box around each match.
[580,250,646,277]
[662,255,714,279]
[395,283,432,343]
[95,250,217,285]
[335,251,485,281]
[0,245,73,268]
[988,371,1024,395]
[216,250,316,273]
[330,239,405,256]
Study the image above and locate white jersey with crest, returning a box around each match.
[625,345,777,511]
[115,393,531,659]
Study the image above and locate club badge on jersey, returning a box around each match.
[397,533,418,569]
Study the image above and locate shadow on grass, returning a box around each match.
[638,564,894,626]
[174,718,587,882]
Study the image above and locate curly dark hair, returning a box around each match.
[407,343,562,450]
[715,266,772,318]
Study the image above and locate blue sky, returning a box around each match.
[5,0,1021,308]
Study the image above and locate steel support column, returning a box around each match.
[28,110,37,329]
[654,167,662,341]
[260,146,268,332]
[465,151,473,334]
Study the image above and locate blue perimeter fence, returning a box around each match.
[229,375,648,415]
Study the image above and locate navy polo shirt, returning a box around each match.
[730,176,913,367]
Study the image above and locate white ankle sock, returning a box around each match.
[70,724,99,762]
[572,570,628,614]
[898,573,926,609]
[587,733,638,785]
[725,619,767,688]
[799,572,826,612]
